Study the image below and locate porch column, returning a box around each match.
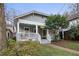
[36,25,38,34]
[47,29,51,42]
[17,22,20,33]
[16,22,20,41]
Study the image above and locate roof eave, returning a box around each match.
[14,10,49,20]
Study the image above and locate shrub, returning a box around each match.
[0,39,17,56]
[7,39,16,49]
[0,39,42,56]
[0,48,16,56]
[18,41,41,56]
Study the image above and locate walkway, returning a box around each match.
[41,39,50,44]
[48,44,79,55]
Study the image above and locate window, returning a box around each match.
[24,27,30,32]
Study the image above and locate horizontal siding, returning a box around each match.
[19,14,47,23]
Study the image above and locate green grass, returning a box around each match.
[35,45,79,56]
[0,39,79,56]
[63,41,79,51]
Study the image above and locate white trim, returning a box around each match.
[18,19,45,26]
[62,26,71,31]
[15,10,49,19]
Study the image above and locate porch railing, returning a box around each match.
[16,32,41,42]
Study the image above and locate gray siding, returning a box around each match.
[19,14,47,23]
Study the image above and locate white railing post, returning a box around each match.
[38,33,41,43]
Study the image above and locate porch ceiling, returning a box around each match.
[18,19,45,26]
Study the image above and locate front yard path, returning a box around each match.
[48,44,79,55]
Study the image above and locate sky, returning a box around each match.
[5,3,71,16]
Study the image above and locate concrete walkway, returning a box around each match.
[48,44,79,55]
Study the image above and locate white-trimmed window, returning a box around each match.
[24,27,30,32]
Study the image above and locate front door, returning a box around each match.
[41,29,47,39]
[38,27,47,39]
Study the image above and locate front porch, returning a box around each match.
[16,20,51,44]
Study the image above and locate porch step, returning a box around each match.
[41,39,50,44]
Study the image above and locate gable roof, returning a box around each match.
[14,10,49,19]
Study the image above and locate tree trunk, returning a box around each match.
[0,4,6,50]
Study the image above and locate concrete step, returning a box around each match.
[41,39,50,44]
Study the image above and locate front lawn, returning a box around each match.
[36,45,79,56]
[0,39,79,56]
[52,40,79,51]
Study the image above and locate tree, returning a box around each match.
[5,8,16,25]
[0,4,6,50]
[70,3,79,13]
[45,15,69,41]
[68,3,79,20]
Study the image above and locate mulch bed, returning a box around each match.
[51,40,79,51]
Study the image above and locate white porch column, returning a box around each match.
[16,22,20,41]
[36,25,38,34]
[17,22,20,33]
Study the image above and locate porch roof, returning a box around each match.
[14,10,49,19]
[62,27,71,31]
[18,19,45,26]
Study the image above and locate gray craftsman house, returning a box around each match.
[14,10,53,44]
[14,10,70,44]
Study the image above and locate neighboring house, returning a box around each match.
[64,11,79,40]
[6,24,16,39]
[68,12,79,27]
